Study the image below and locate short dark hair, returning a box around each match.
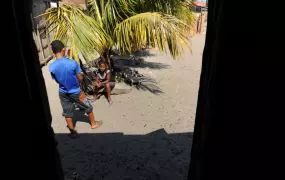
[98,58,105,65]
[51,40,65,54]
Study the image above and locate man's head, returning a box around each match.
[51,40,65,57]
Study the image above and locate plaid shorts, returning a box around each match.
[59,91,93,118]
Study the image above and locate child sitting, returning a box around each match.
[93,61,115,104]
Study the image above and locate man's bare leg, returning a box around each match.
[87,112,102,129]
[65,118,78,138]
[66,118,75,130]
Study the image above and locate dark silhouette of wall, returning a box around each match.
[189,0,282,180]
[11,0,282,179]
[12,0,64,179]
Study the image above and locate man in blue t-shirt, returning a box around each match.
[49,40,102,138]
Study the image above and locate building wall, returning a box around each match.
[32,0,55,63]
[32,1,50,26]
[61,0,85,4]
[60,0,86,9]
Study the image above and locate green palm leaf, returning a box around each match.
[37,4,112,63]
[114,12,191,59]
[38,1,195,64]
[86,0,104,26]
[134,0,195,32]
[87,0,135,34]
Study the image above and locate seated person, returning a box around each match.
[93,61,115,104]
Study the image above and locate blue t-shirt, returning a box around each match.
[49,58,82,94]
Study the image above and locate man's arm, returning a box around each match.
[49,66,59,84]
[50,73,59,84]
[74,61,83,83]
[76,73,83,83]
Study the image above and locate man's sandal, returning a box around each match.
[68,129,79,139]
[90,99,96,103]
[91,120,103,129]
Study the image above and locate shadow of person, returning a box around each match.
[56,129,193,180]
[72,110,90,127]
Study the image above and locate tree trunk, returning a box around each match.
[101,48,112,69]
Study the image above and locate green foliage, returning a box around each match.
[114,12,190,57]
[37,0,195,64]
[37,4,111,62]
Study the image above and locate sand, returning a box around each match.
[42,35,205,180]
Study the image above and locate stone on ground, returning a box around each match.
[111,83,132,95]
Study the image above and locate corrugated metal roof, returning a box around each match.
[194,2,207,7]
[60,0,86,9]
[61,0,85,4]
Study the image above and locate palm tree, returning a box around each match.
[38,0,195,66]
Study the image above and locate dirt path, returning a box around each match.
[42,35,205,180]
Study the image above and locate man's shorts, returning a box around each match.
[59,91,93,118]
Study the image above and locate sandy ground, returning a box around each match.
[42,35,205,180]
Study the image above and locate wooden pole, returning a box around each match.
[36,24,45,63]
[40,55,54,68]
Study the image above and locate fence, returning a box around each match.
[31,0,54,66]
[189,12,208,37]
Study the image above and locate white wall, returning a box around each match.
[50,2,58,7]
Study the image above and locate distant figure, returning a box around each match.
[49,40,102,138]
[93,61,115,104]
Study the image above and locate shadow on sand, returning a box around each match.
[57,115,193,180]
[113,49,170,70]
[113,58,170,70]
[111,49,169,95]
[137,62,170,70]
[136,76,164,95]
[133,49,157,58]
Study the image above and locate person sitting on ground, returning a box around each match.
[93,61,115,104]
[49,40,102,138]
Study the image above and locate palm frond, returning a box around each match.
[175,4,196,32]
[38,4,112,63]
[132,0,195,34]
[87,0,135,34]
[86,0,104,26]
[134,0,184,14]
[38,1,194,64]
[114,12,191,59]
